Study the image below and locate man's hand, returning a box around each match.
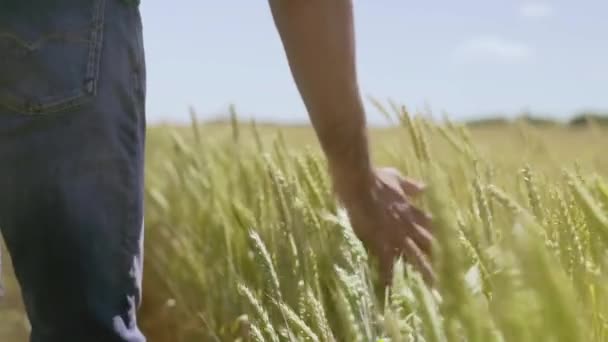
[268,0,435,286]
[336,167,435,286]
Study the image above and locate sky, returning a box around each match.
[139,1,608,125]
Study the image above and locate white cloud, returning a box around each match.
[520,3,554,18]
[452,36,533,64]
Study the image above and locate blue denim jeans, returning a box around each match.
[0,1,147,341]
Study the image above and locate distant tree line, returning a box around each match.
[465,111,608,127]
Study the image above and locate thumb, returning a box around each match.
[400,176,426,197]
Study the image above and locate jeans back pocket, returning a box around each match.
[0,0,106,115]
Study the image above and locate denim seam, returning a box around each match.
[85,0,106,102]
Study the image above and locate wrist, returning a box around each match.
[329,159,375,205]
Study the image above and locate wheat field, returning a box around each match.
[1,103,607,342]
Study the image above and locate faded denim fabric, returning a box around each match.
[0,0,147,341]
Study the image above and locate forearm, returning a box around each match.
[268,0,374,194]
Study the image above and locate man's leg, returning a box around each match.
[0,0,146,341]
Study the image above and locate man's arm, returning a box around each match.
[270,0,373,200]
[268,0,435,285]
[267,0,372,198]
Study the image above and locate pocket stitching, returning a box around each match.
[0,0,106,115]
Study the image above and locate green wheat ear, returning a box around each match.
[522,165,544,222]
[333,288,363,342]
[473,168,494,244]
[596,176,608,210]
[188,106,201,144]
[295,155,326,209]
[414,116,432,162]
[264,155,294,229]
[368,96,395,124]
[238,284,280,342]
[436,123,471,158]
[306,286,336,342]
[249,323,266,342]
[408,266,446,342]
[566,171,608,242]
[399,105,424,161]
[229,103,240,142]
[248,230,282,302]
[275,300,320,342]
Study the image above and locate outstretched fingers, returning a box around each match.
[410,206,433,230]
[410,223,433,255]
[403,237,436,285]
